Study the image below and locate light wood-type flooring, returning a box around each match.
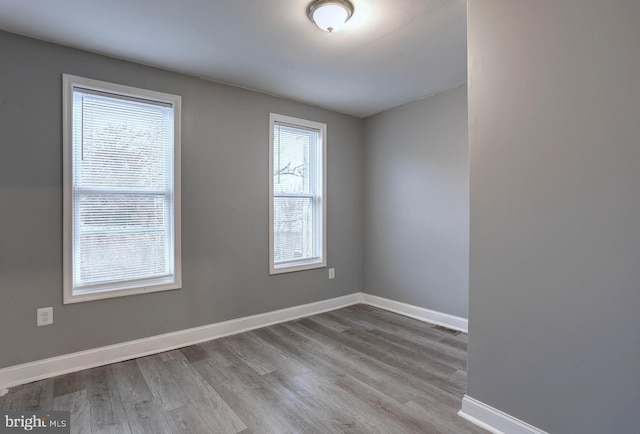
[0,304,485,433]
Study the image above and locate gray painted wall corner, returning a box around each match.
[362,85,469,319]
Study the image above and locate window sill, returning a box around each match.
[270,259,326,275]
[63,280,181,304]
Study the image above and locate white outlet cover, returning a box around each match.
[37,307,53,326]
[329,268,335,279]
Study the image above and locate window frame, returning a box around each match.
[62,74,182,304]
[269,113,327,275]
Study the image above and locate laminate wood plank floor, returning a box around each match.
[0,305,486,433]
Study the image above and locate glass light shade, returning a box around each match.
[311,2,351,32]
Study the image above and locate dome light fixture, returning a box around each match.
[307,0,354,33]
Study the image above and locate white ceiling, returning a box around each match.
[0,0,467,117]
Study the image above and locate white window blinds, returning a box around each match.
[270,114,326,274]
[63,75,181,302]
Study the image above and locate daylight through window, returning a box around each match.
[269,114,326,274]
[63,75,181,303]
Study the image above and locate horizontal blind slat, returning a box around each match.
[272,120,321,265]
[72,88,175,290]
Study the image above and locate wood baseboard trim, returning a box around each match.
[0,293,361,390]
[458,395,549,434]
[360,293,468,333]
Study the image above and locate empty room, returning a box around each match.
[0,1,638,433]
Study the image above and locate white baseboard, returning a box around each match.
[0,293,361,391]
[458,395,548,434]
[0,292,468,392]
[360,293,468,333]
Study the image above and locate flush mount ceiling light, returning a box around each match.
[307,0,354,33]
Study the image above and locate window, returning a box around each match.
[269,113,326,274]
[63,74,181,303]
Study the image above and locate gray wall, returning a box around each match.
[0,30,363,368]
[467,1,640,433]
[363,85,469,318]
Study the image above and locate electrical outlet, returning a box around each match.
[37,307,53,326]
[328,268,335,279]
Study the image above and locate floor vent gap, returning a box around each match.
[432,325,461,335]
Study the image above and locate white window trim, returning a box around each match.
[62,74,182,304]
[269,113,327,275]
